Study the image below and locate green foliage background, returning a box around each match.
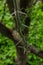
[0,0,43,65]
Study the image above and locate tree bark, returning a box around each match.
[0,0,43,65]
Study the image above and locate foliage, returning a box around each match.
[26,1,43,65]
[0,0,43,65]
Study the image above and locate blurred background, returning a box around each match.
[0,0,43,65]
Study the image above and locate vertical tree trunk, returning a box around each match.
[6,0,33,65]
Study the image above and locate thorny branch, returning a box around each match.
[0,21,43,65]
[0,21,43,59]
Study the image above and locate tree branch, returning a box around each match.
[0,21,43,60]
[6,1,43,65]
[28,44,43,58]
[0,22,14,41]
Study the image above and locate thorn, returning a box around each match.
[16,39,22,46]
[18,46,24,49]
[22,24,29,28]
[11,10,27,16]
